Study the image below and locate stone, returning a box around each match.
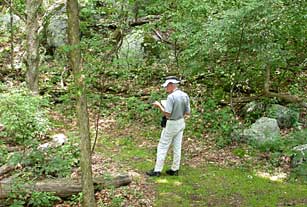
[266,104,299,128]
[118,29,144,67]
[243,117,280,143]
[51,133,67,146]
[0,14,22,31]
[38,133,67,150]
[46,7,67,48]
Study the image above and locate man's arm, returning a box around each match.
[152,101,164,112]
[153,101,171,118]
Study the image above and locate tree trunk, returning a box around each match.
[10,0,14,71]
[0,174,132,199]
[25,0,42,95]
[66,0,96,206]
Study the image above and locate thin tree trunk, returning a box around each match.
[25,0,42,95]
[66,0,96,206]
[230,21,245,114]
[10,0,14,71]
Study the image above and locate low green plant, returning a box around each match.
[232,147,246,158]
[28,192,61,207]
[111,195,124,207]
[69,192,83,205]
[5,178,29,207]
[44,143,80,177]
[8,200,25,207]
[251,137,284,153]
[290,163,307,184]
[125,96,153,122]
[0,86,51,145]
[201,99,239,147]
[22,142,80,178]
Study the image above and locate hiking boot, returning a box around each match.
[166,169,179,176]
[146,169,161,177]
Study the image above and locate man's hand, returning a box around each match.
[152,101,161,108]
[152,101,164,112]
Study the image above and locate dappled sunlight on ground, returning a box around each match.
[255,170,288,182]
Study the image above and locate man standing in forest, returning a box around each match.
[147,76,190,177]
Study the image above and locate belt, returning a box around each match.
[168,118,183,121]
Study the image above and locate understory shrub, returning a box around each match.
[21,139,80,178]
[28,192,61,207]
[0,86,51,145]
[202,99,239,147]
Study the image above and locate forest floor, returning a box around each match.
[55,113,307,207]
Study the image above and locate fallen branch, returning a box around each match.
[219,96,260,105]
[264,66,307,108]
[0,164,15,177]
[264,91,307,108]
[129,15,161,27]
[0,174,132,199]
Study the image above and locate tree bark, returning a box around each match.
[66,0,96,206]
[0,164,16,177]
[10,0,14,71]
[25,0,42,95]
[0,174,132,199]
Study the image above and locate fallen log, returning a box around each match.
[0,164,16,177]
[0,174,132,199]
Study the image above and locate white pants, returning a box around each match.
[154,118,185,172]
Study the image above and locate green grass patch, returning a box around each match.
[97,131,307,207]
[155,165,307,207]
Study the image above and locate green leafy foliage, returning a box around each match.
[8,200,25,207]
[162,0,307,99]
[28,192,60,207]
[201,99,239,147]
[5,178,29,207]
[23,140,80,178]
[68,192,83,206]
[0,86,51,145]
[290,163,307,184]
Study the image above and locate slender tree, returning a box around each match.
[10,0,14,71]
[25,0,42,95]
[66,0,96,206]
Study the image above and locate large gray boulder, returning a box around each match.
[266,104,299,128]
[117,29,144,67]
[0,14,22,31]
[46,7,67,48]
[243,117,280,143]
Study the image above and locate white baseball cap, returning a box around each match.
[161,78,180,87]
